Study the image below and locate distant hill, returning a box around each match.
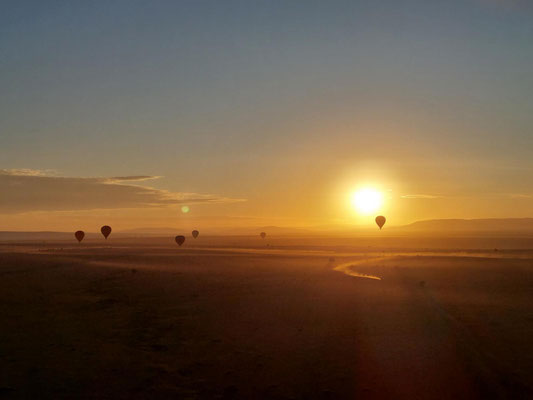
[119,225,314,236]
[402,218,533,232]
[2,218,532,241]
[0,231,77,241]
[118,227,181,235]
[254,226,314,235]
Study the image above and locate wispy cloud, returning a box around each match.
[104,176,163,183]
[400,194,440,199]
[504,193,533,199]
[0,168,57,177]
[0,170,245,213]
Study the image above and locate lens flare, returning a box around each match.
[351,188,383,215]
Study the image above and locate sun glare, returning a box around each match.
[351,188,383,215]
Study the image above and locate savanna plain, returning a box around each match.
[1,235,532,399]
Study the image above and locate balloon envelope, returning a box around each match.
[375,216,386,230]
[260,232,266,239]
[175,235,185,246]
[192,230,199,239]
[100,225,112,239]
[75,230,85,242]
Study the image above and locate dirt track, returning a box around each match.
[0,243,532,399]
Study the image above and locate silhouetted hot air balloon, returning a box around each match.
[75,230,85,243]
[100,225,112,239]
[260,232,266,239]
[375,216,386,230]
[175,235,185,246]
[192,230,199,239]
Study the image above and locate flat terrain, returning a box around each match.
[0,236,532,399]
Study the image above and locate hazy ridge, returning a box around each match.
[1,218,533,240]
[402,218,533,232]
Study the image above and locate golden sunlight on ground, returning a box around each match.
[350,188,384,215]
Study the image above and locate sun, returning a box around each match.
[350,188,383,215]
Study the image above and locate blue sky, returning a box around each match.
[1,0,532,229]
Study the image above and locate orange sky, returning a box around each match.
[1,1,532,232]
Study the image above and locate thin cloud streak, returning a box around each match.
[400,194,441,199]
[104,176,162,183]
[0,170,245,213]
[504,193,533,199]
[0,168,57,177]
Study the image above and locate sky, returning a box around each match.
[1,0,532,232]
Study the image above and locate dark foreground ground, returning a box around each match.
[0,236,532,399]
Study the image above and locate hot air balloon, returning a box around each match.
[175,235,185,246]
[192,230,199,239]
[75,230,85,243]
[375,216,386,230]
[260,232,266,239]
[100,225,112,239]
